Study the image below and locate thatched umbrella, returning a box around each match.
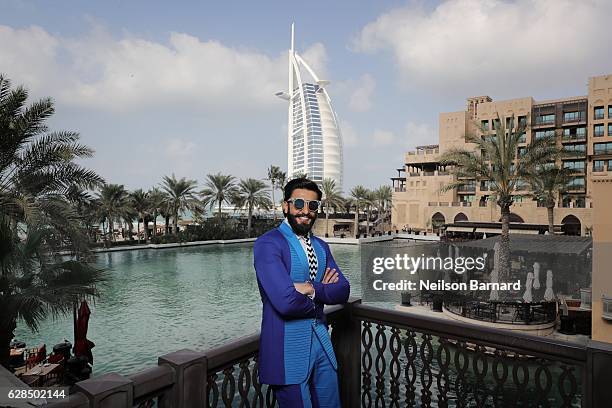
[544,269,555,301]
[523,272,534,303]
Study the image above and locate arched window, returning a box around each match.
[454,213,468,222]
[431,212,446,233]
[500,213,525,223]
[561,215,581,236]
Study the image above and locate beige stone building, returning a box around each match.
[592,176,612,342]
[392,74,612,236]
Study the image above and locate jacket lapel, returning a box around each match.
[278,222,309,281]
[311,237,327,282]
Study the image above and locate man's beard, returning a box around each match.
[285,211,317,236]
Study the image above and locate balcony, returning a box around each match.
[44,299,612,407]
[405,148,440,164]
[562,134,586,143]
[394,187,406,192]
[533,119,555,128]
[593,149,612,156]
[562,113,586,125]
[407,170,447,178]
[457,185,476,193]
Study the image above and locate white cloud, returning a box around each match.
[404,121,437,149]
[0,24,327,113]
[367,122,436,148]
[353,0,612,96]
[299,42,328,80]
[372,129,396,146]
[339,120,360,147]
[0,25,61,93]
[348,73,376,112]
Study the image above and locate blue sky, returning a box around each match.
[2,0,612,193]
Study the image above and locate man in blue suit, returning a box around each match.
[254,178,350,407]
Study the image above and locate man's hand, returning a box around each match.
[322,267,339,284]
[294,282,314,296]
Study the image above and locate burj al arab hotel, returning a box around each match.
[276,24,344,191]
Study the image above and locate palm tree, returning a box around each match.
[233,179,272,237]
[321,178,343,237]
[130,189,150,243]
[147,187,168,237]
[364,190,376,236]
[292,171,308,180]
[0,74,104,368]
[342,197,354,216]
[161,175,198,235]
[277,172,287,210]
[526,165,576,234]
[440,115,560,284]
[374,185,393,232]
[65,186,101,243]
[350,185,370,237]
[267,165,285,220]
[200,173,237,218]
[96,184,130,243]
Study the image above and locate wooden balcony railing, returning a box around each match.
[45,299,612,407]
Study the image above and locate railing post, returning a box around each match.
[75,372,134,408]
[330,298,362,408]
[586,340,612,408]
[158,348,207,408]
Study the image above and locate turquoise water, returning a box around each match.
[13,243,362,376]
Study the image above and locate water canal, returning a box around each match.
[14,243,362,375]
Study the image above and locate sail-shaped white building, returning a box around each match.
[276,24,343,190]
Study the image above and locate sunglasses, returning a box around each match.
[286,198,320,212]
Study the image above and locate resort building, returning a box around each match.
[276,24,344,190]
[391,74,612,236]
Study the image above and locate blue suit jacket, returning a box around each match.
[254,222,350,385]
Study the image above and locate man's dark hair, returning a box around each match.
[283,178,322,201]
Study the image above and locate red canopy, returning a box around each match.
[73,300,95,364]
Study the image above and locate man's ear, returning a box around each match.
[282,200,288,213]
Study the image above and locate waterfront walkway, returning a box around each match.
[90,232,440,253]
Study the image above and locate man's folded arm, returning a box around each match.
[254,238,315,318]
[311,244,350,305]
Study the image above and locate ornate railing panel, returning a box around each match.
[204,334,276,408]
[345,302,585,408]
[48,299,612,408]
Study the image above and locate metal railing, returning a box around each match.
[562,134,587,142]
[444,298,557,325]
[407,149,439,156]
[46,299,612,407]
[457,185,476,192]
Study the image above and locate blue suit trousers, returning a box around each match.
[271,330,341,408]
